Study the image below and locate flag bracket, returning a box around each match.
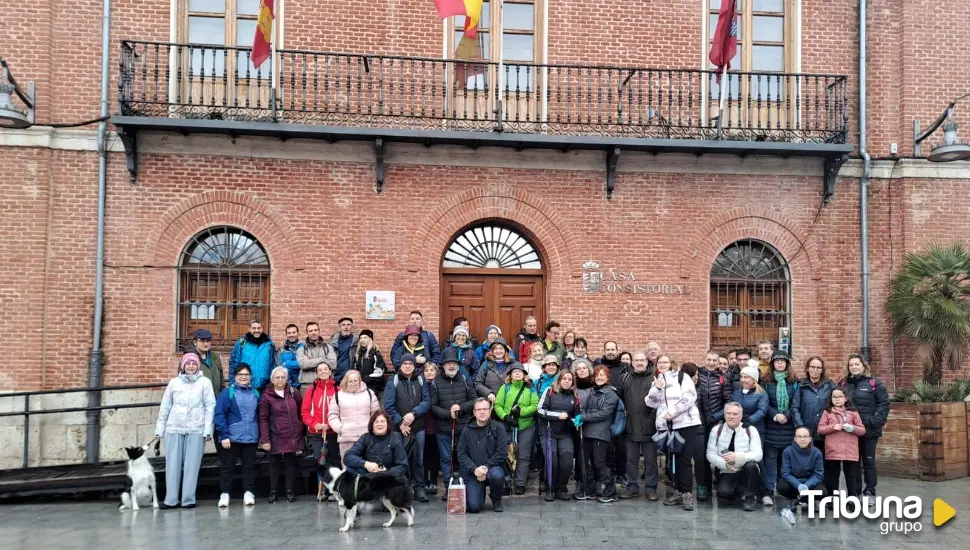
[606,147,621,200]
[822,154,847,204]
[118,127,138,184]
[375,138,385,193]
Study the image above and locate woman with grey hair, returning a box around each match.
[258,366,304,503]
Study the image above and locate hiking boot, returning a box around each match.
[598,494,618,504]
[492,498,504,512]
[544,490,555,501]
[414,488,429,503]
[613,474,629,486]
[514,486,526,496]
[696,486,709,502]
[286,491,296,503]
[762,495,774,507]
[619,489,639,499]
[646,491,659,501]
[426,483,438,496]
[663,492,684,506]
[682,492,695,511]
[742,496,757,511]
[267,491,277,504]
[556,491,571,501]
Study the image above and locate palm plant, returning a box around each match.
[886,243,970,385]
[892,379,970,403]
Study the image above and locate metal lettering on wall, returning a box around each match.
[581,261,689,295]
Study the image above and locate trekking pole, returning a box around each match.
[579,425,587,499]
[545,420,553,496]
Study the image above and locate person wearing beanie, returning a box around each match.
[383,352,431,502]
[714,358,769,503]
[476,324,514,362]
[761,350,801,506]
[494,362,540,494]
[155,353,216,509]
[445,316,480,349]
[445,325,481,379]
[351,329,389,398]
[475,337,514,401]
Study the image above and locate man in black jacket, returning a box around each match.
[429,348,478,500]
[384,353,431,502]
[618,351,659,501]
[457,398,508,513]
[696,349,735,501]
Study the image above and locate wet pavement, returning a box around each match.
[1,477,968,549]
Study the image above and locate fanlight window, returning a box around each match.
[443,225,542,269]
[177,226,271,349]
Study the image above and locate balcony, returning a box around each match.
[113,41,853,198]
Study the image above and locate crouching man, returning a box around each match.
[706,401,763,511]
[456,398,508,513]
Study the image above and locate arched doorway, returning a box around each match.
[440,223,545,346]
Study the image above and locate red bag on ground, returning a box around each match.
[447,476,466,514]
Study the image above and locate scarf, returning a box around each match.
[774,370,790,412]
[404,342,425,355]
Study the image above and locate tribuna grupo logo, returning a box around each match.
[804,490,922,534]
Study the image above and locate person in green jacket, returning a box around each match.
[189,329,225,392]
[494,363,539,495]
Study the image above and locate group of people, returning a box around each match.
[153,312,890,520]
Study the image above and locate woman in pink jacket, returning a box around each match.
[327,369,381,462]
[817,388,866,497]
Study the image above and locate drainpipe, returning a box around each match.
[858,0,872,364]
[86,0,111,464]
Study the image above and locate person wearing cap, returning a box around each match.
[494,362,540,494]
[352,329,389,398]
[329,317,359,384]
[474,337,514,401]
[275,324,304,389]
[190,328,224,392]
[155,353,216,509]
[429,348,478,499]
[229,320,275,390]
[384,352,431,502]
[298,321,337,390]
[535,355,560,398]
[444,325,481,379]
[761,350,801,506]
[390,310,442,369]
[475,324,514,362]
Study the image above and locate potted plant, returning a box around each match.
[877,380,970,481]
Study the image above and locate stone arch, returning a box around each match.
[677,207,821,282]
[146,190,303,271]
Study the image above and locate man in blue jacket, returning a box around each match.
[384,353,431,502]
[457,397,508,513]
[778,426,825,524]
[275,324,304,389]
[229,321,275,390]
[390,310,442,368]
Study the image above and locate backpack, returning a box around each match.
[393,374,424,388]
[227,385,260,401]
[610,395,627,437]
[715,421,752,441]
[840,378,877,391]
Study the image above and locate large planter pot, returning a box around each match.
[876,402,968,481]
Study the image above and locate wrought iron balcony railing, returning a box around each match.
[118,40,848,144]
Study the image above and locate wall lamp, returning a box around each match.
[0,58,36,129]
[914,93,970,162]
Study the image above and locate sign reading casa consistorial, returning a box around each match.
[581,260,689,295]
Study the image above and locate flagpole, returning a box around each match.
[496,0,505,132]
[270,35,278,121]
[716,63,728,139]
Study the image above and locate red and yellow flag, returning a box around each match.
[433,0,483,38]
[250,0,275,69]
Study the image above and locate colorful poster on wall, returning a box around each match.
[365,291,395,320]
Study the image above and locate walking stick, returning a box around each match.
[545,421,553,495]
[578,425,587,499]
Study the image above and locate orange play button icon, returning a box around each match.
[934,498,956,527]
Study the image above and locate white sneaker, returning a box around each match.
[780,507,796,525]
[218,493,230,507]
[243,491,255,506]
[762,495,774,506]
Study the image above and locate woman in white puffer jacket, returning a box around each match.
[327,369,381,462]
[155,353,216,508]
[645,356,702,512]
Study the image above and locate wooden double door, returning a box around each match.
[440,270,544,346]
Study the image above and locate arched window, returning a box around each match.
[442,224,542,269]
[710,239,790,351]
[177,226,270,349]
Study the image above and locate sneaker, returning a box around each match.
[696,486,709,502]
[544,491,555,502]
[598,494,618,504]
[414,488,429,503]
[762,495,774,507]
[619,489,639,499]
[663,492,684,506]
[613,474,629,486]
[426,483,438,496]
[646,491,659,501]
[267,491,277,504]
[514,486,525,496]
[218,493,230,508]
[573,491,593,501]
[682,492,695,511]
[781,507,796,525]
[243,492,255,506]
[286,491,296,503]
[742,496,757,512]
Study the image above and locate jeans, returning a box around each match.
[404,430,426,490]
[268,453,298,494]
[716,461,760,500]
[624,439,658,493]
[513,425,536,487]
[436,432,459,481]
[777,478,824,503]
[859,437,879,494]
[824,459,862,496]
[584,438,614,497]
[540,431,575,492]
[463,465,505,513]
[763,444,787,493]
[163,433,206,507]
[218,442,257,494]
[672,427,703,494]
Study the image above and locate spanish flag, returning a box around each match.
[250,0,275,69]
[434,0,484,38]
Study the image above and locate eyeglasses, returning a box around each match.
[236,373,251,377]
[795,435,812,439]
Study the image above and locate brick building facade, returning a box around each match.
[2,0,970,396]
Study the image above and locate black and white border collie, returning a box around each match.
[119,444,159,511]
[320,466,415,532]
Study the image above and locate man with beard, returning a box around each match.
[275,324,304,389]
[645,341,662,372]
[298,321,337,389]
[229,320,275,390]
[594,341,623,379]
[617,351,659,501]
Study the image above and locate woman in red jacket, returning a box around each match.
[301,362,340,501]
[259,367,305,504]
[817,388,866,497]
